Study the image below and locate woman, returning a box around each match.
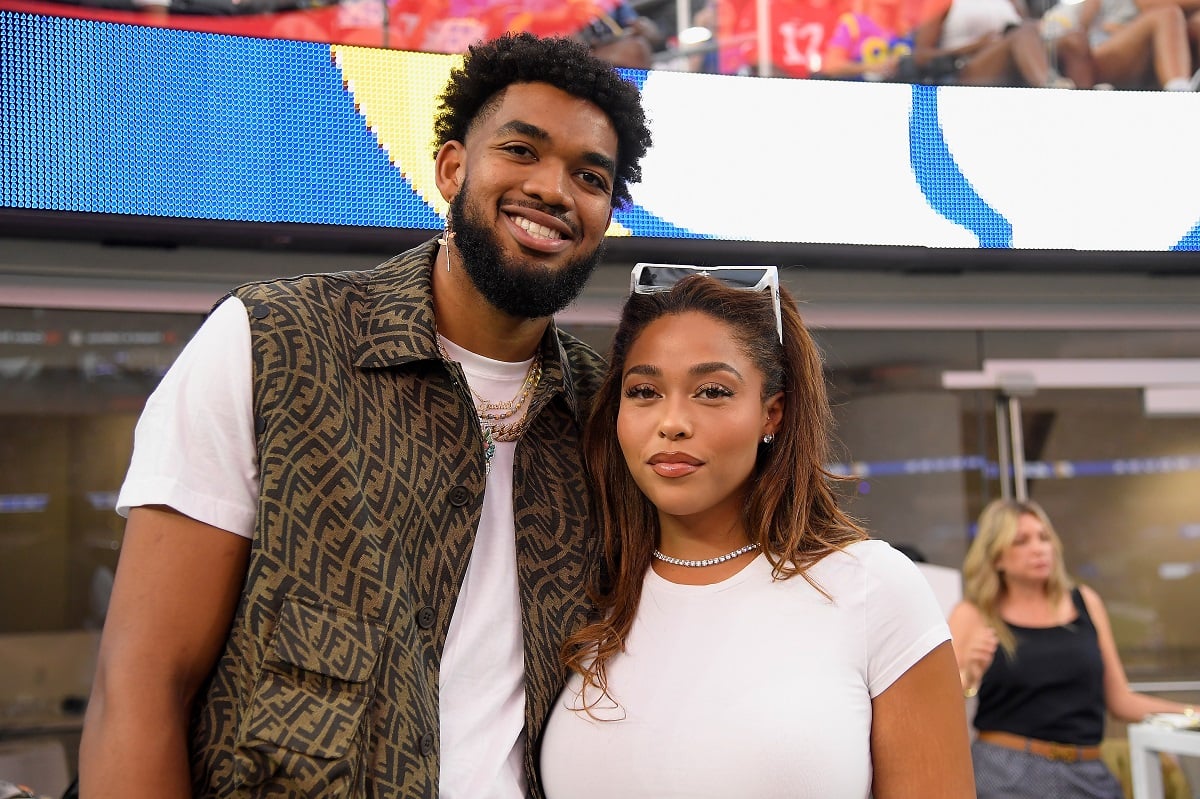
[952,498,1195,799]
[1041,0,1197,90]
[540,267,975,798]
[913,0,1082,86]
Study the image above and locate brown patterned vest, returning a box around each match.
[189,239,604,798]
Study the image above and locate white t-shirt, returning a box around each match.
[539,539,950,799]
[117,296,259,535]
[118,295,530,799]
[939,0,1021,52]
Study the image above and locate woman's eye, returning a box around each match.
[697,384,733,400]
[623,384,658,400]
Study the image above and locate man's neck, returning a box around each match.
[431,247,551,362]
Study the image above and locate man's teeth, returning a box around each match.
[513,215,563,240]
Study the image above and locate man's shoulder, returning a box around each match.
[219,236,436,316]
[229,240,437,303]
[555,329,606,383]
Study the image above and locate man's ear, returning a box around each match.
[434,141,466,203]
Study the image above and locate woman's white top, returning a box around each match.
[540,539,950,799]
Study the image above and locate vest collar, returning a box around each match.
[352,238,582,418]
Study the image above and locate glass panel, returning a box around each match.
[0,306,201,759]
[816,328,989,572]
[980,330,1200,686]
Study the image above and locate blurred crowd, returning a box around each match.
[19,0,1200,89]
[675,0,1200,89]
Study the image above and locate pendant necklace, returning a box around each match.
[436,337,541,476]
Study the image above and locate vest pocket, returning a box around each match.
[234,598,385,796]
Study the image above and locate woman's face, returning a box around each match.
[617,311,783,527]
[996,512,1056,584]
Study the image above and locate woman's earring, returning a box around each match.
[762,434,774,444]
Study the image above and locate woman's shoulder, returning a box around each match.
[810,539,931,590]
[1076,582,1106,615]
[948,598,986,628]
[831,537,916,567]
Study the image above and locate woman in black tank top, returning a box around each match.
[948,499,1194,799]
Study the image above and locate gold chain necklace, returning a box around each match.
[472,353,542,421]
[435,337,543,473]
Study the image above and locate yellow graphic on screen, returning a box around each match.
[331,45,630,235]
[332,46,456,216]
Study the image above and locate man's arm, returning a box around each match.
[79,505,250,799]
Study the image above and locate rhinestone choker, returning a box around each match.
[652,542,760,568]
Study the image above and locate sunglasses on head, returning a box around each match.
[629,263,783,345]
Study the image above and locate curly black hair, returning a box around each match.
[432,33,652,208]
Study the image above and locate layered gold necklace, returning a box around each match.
[437,338,543,474]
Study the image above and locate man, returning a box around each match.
[79,33,652,798]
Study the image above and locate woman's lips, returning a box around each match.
[648,452,702,478]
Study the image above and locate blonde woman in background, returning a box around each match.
[951,498,1194,799]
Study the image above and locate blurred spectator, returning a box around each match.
[577,1,664,69]
[730,0,845,76]
[683,0,756,75]
[687,1,722,73]
[1189,1,1200,66]
[1041,0,1199,89]
[821,0,921,80]
[951,498,1195,799]
[912,0,1076,85]
[1090,0,1200,67]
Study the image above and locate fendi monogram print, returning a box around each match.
[188,240,604,798]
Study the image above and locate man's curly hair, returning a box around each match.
[432,33,652,208]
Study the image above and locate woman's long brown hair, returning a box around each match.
[561,276,867,708]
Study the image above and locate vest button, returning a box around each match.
[419,731,435,756]
[254,416,267,435]
[448,485,470,507]
[416,606,435,629]
[250,304,270,320]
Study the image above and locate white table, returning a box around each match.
[1128,722,1200,799]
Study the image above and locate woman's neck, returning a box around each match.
[653,512,756,586]
[1000,580,1071,626]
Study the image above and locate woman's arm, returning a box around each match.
[871,641,977,798]
[948,600,998,693]
[79,506,251,799]
[1082,585,1194,722]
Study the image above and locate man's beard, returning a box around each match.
[450,183,606,320]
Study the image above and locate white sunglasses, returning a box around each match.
[629,263,783,345]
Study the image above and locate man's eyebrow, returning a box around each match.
[494,119,549,141]
[582,151,617,179]
[494,119,616,179]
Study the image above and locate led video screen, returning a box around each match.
[2,10,1199,257]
